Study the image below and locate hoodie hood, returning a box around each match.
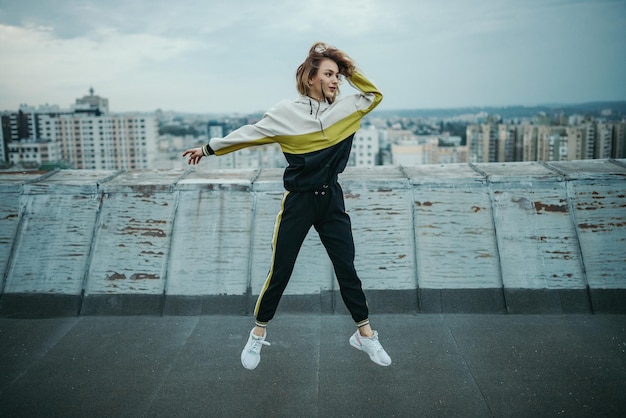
[295,95,332,117]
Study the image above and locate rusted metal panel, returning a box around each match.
[339,166,408,186]
[404,163,485,186]
[176,169,255,193]
[85,191,175,296]
[476,161,562,182]
[167,171,257,296]
[341,167,415,291]
[0,173,46,285]
[5,193,99,294]
[547,159,626,180]
[476,162,586,290]
[24,169,118,195]
[100,169,184,194]
[0,193,23,285]
[86,170,183,297]
[490,182,586,289]
[546,160,626,290]
[411,184,501,289]
[403,165,500,289]
[2,161,624,311]
[185,167,259,185]
[3,171,114,295]
[0,171,52,192]
[569,180,626,289]
[252,168,286,192]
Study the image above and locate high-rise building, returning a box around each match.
[207,120,225,139]
[0,118,5,164]
[467,118,625,163]
[390,135,468,166]
[2,92,157,170]
[497,124,516,162]
[436,140,469,165]
[520,124,539,162]
[595,122,613,159]
[7,139,62,168]
[566,126,585,160]
[583,122,596,159]
[350,126,379,167]
[391,137,438,165]
[537,126,567,161]
[611,122,626,158]
[75,87,109,115]
[58,114,157,170]
[466,123,497,163]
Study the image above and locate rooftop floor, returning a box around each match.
[1,313,624,417]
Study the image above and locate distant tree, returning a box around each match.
[39,161,75,171]
[441,122,468,145]
[159,125,200,137]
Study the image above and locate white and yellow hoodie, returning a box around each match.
[203,72,382,191]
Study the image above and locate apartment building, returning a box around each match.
[75,87,109,114]
[350,125,379,167]
[537,126,567,161]
[467,119,626,163]
[497,124,517,162]
[0,120,4,163]
[466,123,497,163]
[595,122,613,159]
[391,135,468,166]
[611,122,626,158]
[7,139,62,167]
[52,114,157,170]
[1,92,157,170]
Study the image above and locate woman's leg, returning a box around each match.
[314,186,369,326]
[254,191,314,327]
[242,191,315,370]
[314,189,391,366]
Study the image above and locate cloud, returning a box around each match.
[0,23,206,107]
[0,0,624,112]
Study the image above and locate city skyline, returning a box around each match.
[2,85,624,171]
[1,0,625,114]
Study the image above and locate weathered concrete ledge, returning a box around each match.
[0,159,625,317]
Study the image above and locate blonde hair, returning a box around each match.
[295,42,356,103]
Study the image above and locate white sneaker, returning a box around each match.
[241,329,270,370]
[349,330,391,366]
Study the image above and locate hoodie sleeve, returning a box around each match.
[207,100,291,156]
[347,71,383,115]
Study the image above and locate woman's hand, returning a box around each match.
[182,147,204,165]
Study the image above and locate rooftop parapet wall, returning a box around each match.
[0,160,624,317]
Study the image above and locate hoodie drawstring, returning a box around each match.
[308,95,327,138]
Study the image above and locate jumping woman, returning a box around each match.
[183,42,391,370]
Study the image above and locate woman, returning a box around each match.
[183,42,391,370]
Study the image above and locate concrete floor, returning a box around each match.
[1,313,625,418]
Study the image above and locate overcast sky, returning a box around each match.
[0,0,624,114]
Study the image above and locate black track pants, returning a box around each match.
[254,183,369,326]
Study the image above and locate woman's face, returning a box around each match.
[308,58,340,101]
